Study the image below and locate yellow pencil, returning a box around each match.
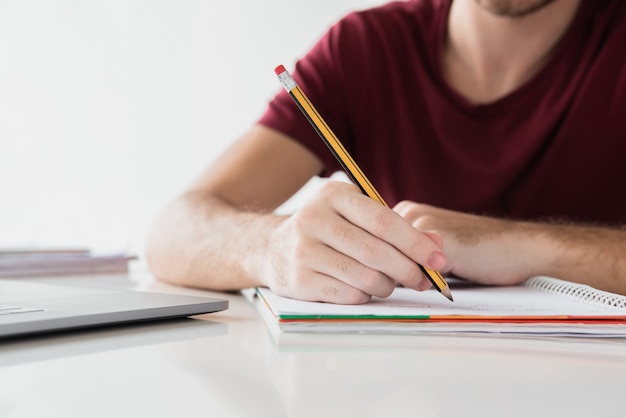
[275,65,453,302]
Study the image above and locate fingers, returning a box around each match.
[322,184,446,287]
[303,242,397,299]
[273,182,447,304]
[423,231,444,249]
[317,216,429,291]
[284,205,398,302]
[286,271,373,305]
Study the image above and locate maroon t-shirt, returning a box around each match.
[258,0,626,225]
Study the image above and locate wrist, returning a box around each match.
[238,212,289,289]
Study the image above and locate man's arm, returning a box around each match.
[145,125,446,303]
[394,201,626,296]
[145,125,321,291]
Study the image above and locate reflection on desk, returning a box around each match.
[0,317,227,368]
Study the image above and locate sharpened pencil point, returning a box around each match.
[441,286,454,302]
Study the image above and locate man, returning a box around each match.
[145,0,626,303]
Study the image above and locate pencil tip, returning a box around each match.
[441,286,454,302]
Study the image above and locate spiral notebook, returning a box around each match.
[255,276,626,338]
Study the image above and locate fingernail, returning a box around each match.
[427,251,446,270]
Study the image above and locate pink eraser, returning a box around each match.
[274,65,286,75]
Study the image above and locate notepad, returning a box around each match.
[255,276,626,338]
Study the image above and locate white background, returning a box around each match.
[0,0,384,256]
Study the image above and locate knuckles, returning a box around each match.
[317,180,356,201]
[412,214,438,231]
[291,204,319,233]
[369,205,394,236]
[358,237,381,265]
[394,201,441,231]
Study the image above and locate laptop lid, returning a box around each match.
[0,279,228,339]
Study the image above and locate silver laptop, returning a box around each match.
[0,278,228,339]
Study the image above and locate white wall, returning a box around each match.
[0,0,384,255]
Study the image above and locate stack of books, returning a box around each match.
[0,247,136,278]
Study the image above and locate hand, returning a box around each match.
[265,181,446,304]
[393,201,543,286]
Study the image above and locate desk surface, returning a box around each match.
[1,270,625,418]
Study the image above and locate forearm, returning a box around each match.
[145,190,284,291]
[394,202,626,296]
[469,218,626,294]
[534,222,626,295]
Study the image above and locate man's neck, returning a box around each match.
[442,0,581,104]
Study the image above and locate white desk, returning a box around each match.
[1,270,625,418]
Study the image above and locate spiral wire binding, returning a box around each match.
[525,276,626,310]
